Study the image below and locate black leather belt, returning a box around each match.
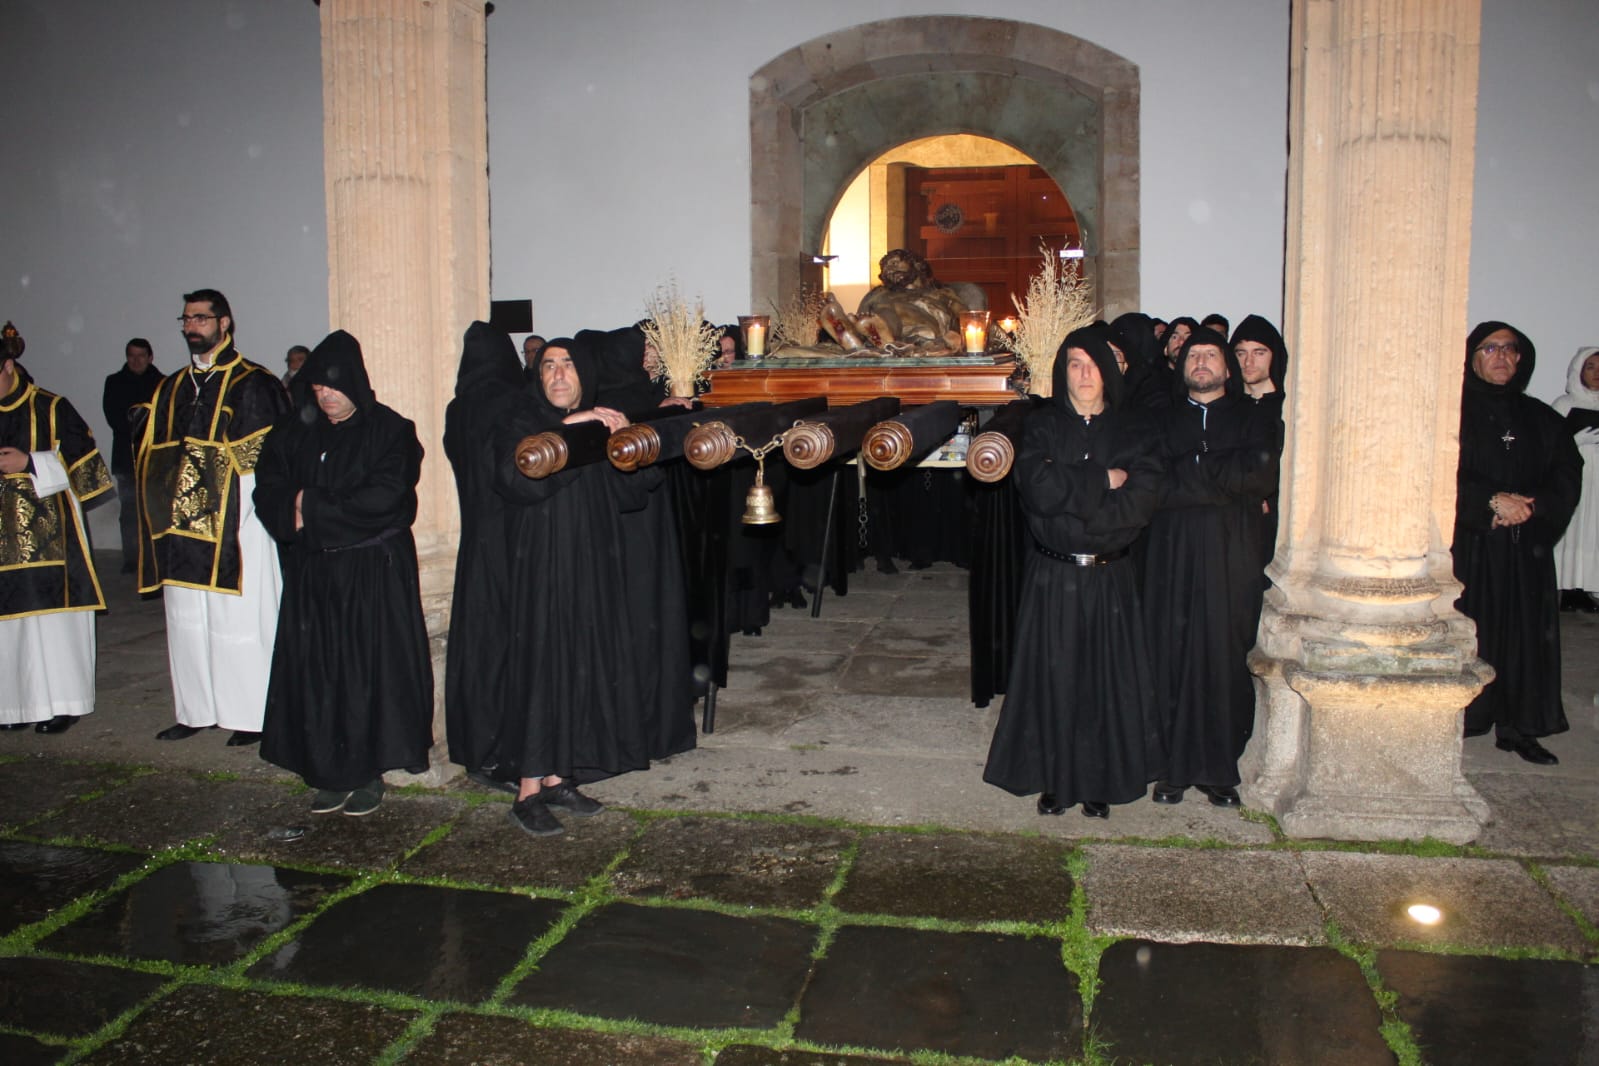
[1035,544,1129,566]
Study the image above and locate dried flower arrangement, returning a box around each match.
[640,282,721,397]
[768,286,829,352]
[1003,245,1096,397]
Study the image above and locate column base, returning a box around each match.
[1274,788,1490,845]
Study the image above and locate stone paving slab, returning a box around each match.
[853,618,970,658]
[511,901,816,1030]
[725,651,852,693]
[710,692,996,756]
[250,882,563,1003]
[0,841,146,937]
[41,861,347,966]
[212,792,468,871]
[404,1013,704,1066]
[0,1031,63,1066]
[0,756,140,832]
[1301,852,1589,955]
[1469,772,1599,860]
[836,653,972,697]
[400,802,638,892]
[834,830,1073,923]
[24,774,295,852]
[715,1048,913,1065]
[787,590,898,622]
[1377,949,1599,1065]
[0,957,167,1037]
[612,816,855,909]
[1541,864,1599,934]
[1082,844,1327,945]
[76,985,413,1066]
[794,924,1079,1062]
[1092,940,1393,1065]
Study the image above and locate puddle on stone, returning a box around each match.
[0,957,167,1038]
[1093,940,1392,1065]
[42,861,348,966]
[512,902,815,1030]
[1378,949,1598,1065]
[249,882,563,1003]
[795,924,1079,1062]
[0,841,146,936]
[611,817,855,909]
[0,1030,64,1066]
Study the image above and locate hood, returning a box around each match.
[1109,311,1161,373]
[531,335,599,418]
[455,321,524,399]
[304,329,376,410]
[1229,313,1289,393]
[1464,320,1535,396]
[1561,346,1599,412]
[1174,325,1243,402]
[1053,325,1125,413]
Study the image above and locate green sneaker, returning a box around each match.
[310,789,352,814]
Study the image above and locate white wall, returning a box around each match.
[1469,0,1599,403]
[0,0,327,546]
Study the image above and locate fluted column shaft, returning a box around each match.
[1247,0,1491,841]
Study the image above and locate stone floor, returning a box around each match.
[0,553,1595,1065]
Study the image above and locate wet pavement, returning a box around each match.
[0,554,1595,1064]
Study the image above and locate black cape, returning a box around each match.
[1143,329,1279,786]
[1453,321,1580,739]
[255,330,434,791]
[983,329,1166,804]
[443,322,528,777]
[1230,313,1290,570]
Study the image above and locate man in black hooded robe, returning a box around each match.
[1454,320,1581,765]
[443,322,528,791]
[1230,314,1290,570]
[1143,326,1279,807]
[254,330,433,816]
[983,327,1166,818]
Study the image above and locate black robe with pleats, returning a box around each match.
[1454,323,1581,739]
[255,332,434,791]
[982,402,1167,804]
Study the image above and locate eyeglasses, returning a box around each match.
[1475,342,1520,358]
[177,314,218,325]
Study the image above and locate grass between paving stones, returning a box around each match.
[1323,920,1424,1066]
[1525,861,1599,952]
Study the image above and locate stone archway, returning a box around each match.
[750,15,1139,316]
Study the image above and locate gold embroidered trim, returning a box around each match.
[141,439,232,542]
[68,451,113,502]
[0,475,65,566]
[228,426,271,475]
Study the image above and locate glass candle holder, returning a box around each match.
[959,310,992,354]
[739,314,771,359]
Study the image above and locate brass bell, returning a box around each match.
[742,463,781,525]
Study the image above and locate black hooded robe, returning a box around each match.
[255,331,434,791]
[983,330,1166,806]
[1143,328,1279,788]
[443,322,527,779]
[1230,313,1290,571]
[1453,321,1580,740]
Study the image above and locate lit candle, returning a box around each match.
[959,310,991,354]
[998,316,1018,335]
[739,314,770,358]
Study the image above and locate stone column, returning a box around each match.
[321,0,490,778]
[1244,0,1492,841]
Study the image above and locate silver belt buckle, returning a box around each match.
[1069,552,1098,566]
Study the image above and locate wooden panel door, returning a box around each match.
[905,165,1080,313]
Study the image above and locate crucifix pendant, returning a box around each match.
[1500,429,1516,450]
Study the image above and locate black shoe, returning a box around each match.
[1080,801,1110,819]
[508,795,564,837]
[156,723,209,741]
[1496,736,1558,765]
[1037,793,1067,816]
[1152,782,1187,805]
[541,781,603,816]
[1463,722,1492,738]
[466,770,518,795]
[343,780,385,816]
[1,722,30,732]
[35,716,76,735]
[310,789,353,814]
[226,730,262,747]
[1197,784,1241,808]
[1559,589,1586,612]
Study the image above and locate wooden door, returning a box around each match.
[904,165,1080,313]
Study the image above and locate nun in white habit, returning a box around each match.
[1552,345,1599,609]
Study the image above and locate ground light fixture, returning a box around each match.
[1406,903,1443,925]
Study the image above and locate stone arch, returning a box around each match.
[750,15,1139,317]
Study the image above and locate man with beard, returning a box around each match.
[1231,314,1290,569]
[135,289,288,745]
[0,322,113,734]
[1453,321,1581,764]
[103,337,163,574]
[1143,326,1279,807]
[983,327,1166,818]
[1162,316,1198,368]
[254,331,433,815]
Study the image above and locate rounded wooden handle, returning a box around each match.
[965,431,1016,483]
[514,432,569,479]
[684,422,739,470]
[862,420,914,471]
[783,422,835,470]
[607,424,662,471]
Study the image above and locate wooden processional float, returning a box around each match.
[860,400,965,471]
[963,398,1036,483]
[782,397,902,470]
